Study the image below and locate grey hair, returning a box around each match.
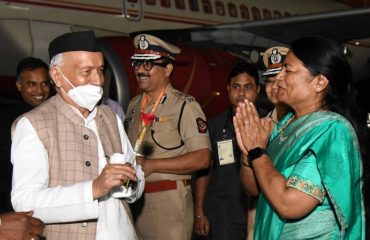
[50,53,64,67]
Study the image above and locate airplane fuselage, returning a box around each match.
[0,0,349,34]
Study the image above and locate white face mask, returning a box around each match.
[57,68,103,111]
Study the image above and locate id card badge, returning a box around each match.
[217,139,235,166]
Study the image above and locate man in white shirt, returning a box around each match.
[11,30,144,240]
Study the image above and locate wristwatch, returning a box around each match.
[248,147,268,163]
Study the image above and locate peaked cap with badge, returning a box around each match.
[130,34,181,62]
[262,46,289,77]
[48,30,101,59]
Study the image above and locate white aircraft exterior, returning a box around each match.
[0,0,350,33]
[0,0,353,76]
[0,0,356,75]
[1,0,369,115]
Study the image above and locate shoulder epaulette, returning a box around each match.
[172,89,195,102]
[183,95,195,102]
[129,94,143,104]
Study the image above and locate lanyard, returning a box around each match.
[134,84,168,153]
[139,85,167,116]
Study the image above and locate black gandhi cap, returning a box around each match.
[48,30,101,59]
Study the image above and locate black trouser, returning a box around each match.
[192,217,246,240]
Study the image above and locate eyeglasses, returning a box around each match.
[131,60,168,71]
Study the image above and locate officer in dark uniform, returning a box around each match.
[125,34,211,240]
[193,62,268,240]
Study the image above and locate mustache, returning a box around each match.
[137,73,150,78]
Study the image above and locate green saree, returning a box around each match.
[254,111,365,240]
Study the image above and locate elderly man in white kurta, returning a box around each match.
[11,30,144,240]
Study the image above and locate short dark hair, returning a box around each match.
[228,61,259,86]
[16,57,49,78]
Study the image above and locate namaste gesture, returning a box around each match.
[233,99,272,156]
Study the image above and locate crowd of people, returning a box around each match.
[0,30,368,240]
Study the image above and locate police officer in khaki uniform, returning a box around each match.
[262,46,290,126]
[125,34,211,240]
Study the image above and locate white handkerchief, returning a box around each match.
[96,196,137,240]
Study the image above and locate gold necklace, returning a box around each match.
[278,115,295,143]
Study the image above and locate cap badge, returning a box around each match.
[139,35,149,50]
[270,48,282,64]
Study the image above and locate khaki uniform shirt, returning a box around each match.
[125,84,211,182]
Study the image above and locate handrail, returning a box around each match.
[122,0,142,21]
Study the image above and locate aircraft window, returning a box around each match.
[189,0,199,11]
[215,1,225,16]
[284,12,291,17]
[175,0,185,9]
[227,3,238,18]
[202,0,212,14]
[161,0,171,8]
[145,0,156,5]
[251,6,261,20]
[262,8,272,19]
[240,5,250,19]
[273,10,282,18]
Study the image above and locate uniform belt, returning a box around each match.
[144,179,191,193]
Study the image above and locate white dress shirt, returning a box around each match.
[11,106,144,240]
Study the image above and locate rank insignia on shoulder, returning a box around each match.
[131,94,142,104]
[196,118,207,133]
[183,95,195,102]
[160,94,167,104]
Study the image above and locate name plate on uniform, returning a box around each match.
[217,139,235,166]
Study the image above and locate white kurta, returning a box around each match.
[11,106,144,240]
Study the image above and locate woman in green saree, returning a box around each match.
[234,37,367,239]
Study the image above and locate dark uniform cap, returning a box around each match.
[130,34,181,61]
[262,46,289,77]
[48,30,101,59]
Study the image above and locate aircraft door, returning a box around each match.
[122,0,143,21]
[97,39,131,111]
